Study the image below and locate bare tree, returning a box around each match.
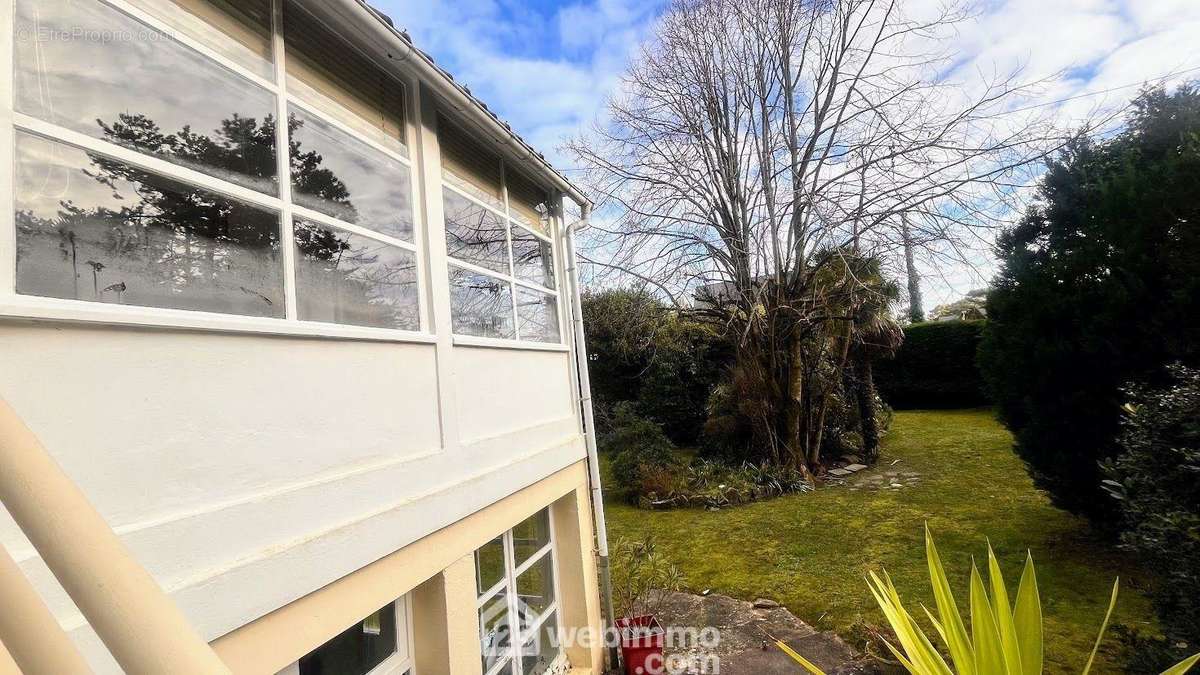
[568,0,1067,470]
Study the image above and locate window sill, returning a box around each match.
[0,296,437,344]
[452,335,570,352]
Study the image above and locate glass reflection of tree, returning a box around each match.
[19,111,385,312]
[516,293,555,341]
[454,272,512,337]
[446,196,509,269]
[293,221,418,329]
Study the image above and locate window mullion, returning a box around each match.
[0,0,16,299]
[271,0,299,321]
[501,160,521,341]
[13,114,284,212]
[503,529,523,674]
[290,204,418,252]
[513,542,554,577]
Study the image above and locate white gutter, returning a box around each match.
[312,0,591,208]
[564,204,619,672]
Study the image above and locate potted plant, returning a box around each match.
[612,537,685,675]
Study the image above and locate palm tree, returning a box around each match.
[849,282,902,460]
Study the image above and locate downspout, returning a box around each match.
[564,203,620,673]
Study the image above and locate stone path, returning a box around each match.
[653,591,881,674]
[821,458,922,492]
[844,465,922,492]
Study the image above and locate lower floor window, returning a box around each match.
[278,596,413,675]
[475,507,564,675]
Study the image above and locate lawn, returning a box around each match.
[603,409,1157,672]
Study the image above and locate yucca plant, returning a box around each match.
[779,527,1200,675]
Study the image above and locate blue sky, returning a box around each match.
[373,0,1200,304]
[372,0,663,166]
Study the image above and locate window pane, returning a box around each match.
[438,117,503,210]
[519,612,561,675]
[449,267,515,339]
[293,220,419,330]
[516,290,560,344]
[284,6,406,156]
[506,170,552,236]
[479,590,513,674]
[516,554,556,631]
[475,536,506,596]
[15,0,278,196]
[298,602,397,675]
[125,0,273,78]
[444,191,509,273]
[511,226,555,289]
[15,132,283,317]
[289,106,414,241]
[512,510,551,567]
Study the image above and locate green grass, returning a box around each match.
[603,409,1157,672]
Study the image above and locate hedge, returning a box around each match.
[875,320,989,409]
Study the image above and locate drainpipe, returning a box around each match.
[564,203,620,673]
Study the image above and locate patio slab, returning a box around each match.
[653,591,882,674]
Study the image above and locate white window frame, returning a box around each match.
[0,0,433,344]
[276,595,416,675]
[476,507,569,675]
[440,147,566,351]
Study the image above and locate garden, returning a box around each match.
[568,0,1200,664]
[583,85,1200,673]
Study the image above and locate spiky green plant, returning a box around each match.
[779,527,1200,675]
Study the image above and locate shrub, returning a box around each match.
[1104,364,1200,665]
[603,403,683,496]
[979,85,1200,521]
[875,320,988,409]
[623,457,813,509]
[636,316,727,444]
[583,289,728,445]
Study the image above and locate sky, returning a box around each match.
[373,0,1200,307]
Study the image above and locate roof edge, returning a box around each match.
[312,0,591,207]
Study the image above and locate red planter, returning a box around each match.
[616,615,665,675]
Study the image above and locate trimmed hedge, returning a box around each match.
[875,320,988,409]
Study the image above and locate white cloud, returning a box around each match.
[375,0,660,168]
[376,0,1200,303]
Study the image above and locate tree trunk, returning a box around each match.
[854,350,881,461]
[785,331,805,469]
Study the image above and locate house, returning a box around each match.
[0,1,611,674]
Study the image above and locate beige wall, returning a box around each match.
[210,460,603,675]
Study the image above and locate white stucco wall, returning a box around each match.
[0,2,592,670]
[0,322,586,671]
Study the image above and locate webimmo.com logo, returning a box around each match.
[480,597,723,674]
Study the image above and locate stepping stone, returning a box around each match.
[890,483,903,488]
[844,464,868,472]
[753,598,781,609]
[828,468,852,477]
